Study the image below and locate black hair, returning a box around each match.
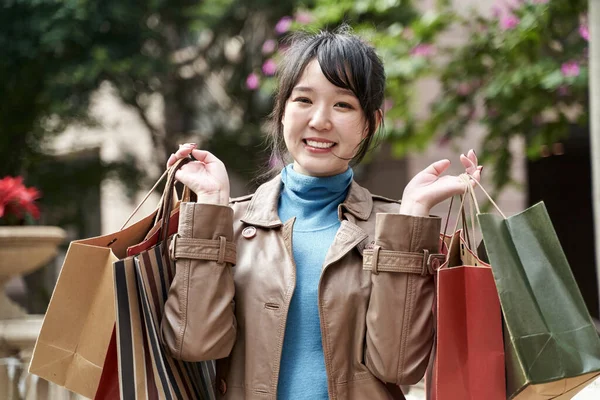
[263,25,386,178]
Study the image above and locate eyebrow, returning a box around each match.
[292,86,354,96]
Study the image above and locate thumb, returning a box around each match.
[423,159,451,177]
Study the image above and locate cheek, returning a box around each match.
[340,115,368,140]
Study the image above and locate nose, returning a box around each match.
[308,105,332,131]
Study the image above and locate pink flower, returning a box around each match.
[295,11,313,25]
[262,39,276,55]
[275,16,292,35]
[561,61,580,77]
[384,98,394,112]
[579,24,589,41]
[410,44,435,57]
[500,15,520,30]
[456,82,473,96]
[246,73,260,90]
[262,59,277,76]
[492,6,503,18]
[557,85,570,97]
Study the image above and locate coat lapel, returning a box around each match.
[322,220,368,271]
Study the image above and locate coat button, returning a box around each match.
[242,226,256,239]
[218,378,227,395]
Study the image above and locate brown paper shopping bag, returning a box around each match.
[28,211,156,398]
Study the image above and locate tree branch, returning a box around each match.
[128,97,164,152]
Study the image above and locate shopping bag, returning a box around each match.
[473,179,600,399]
[94,327,120,399]
[133,232,216,399]
[426,193,506,400]
[113,158,216,399]
[28,210,156,398]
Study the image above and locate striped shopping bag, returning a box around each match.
[113,225,216,399]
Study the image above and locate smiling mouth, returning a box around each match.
[303,139,336,149]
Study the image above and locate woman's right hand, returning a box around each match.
[167,143,230,206]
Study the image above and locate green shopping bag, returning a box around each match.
[472,179,600,399]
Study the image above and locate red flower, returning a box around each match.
[0,176,41,222]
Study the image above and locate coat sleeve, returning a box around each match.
[362,213,441,385]
[161,202,237,362]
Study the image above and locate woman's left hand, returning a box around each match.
[399,149,482,217]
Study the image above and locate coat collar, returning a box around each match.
[240,174,374,228]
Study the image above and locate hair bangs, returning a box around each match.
[316,38,361,98]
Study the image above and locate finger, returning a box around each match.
[471,167,482,183]
[190,149,221,165]
[468,149,478,166]
[423,159,451,176]
[460,153,477,173]
[166,153,178,168]
[174,143,197,159]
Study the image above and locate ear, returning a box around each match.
[363,109,383,138]
[375,109,383,132]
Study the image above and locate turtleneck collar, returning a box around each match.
[281,164,353,198]
[278,164,353,231]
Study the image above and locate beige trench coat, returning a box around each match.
[161,175,443,399]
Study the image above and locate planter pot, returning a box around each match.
[0,226,66,319]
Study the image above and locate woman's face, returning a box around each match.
[282,60,368,177]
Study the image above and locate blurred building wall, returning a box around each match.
[50,81,247,236]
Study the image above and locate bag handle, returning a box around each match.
[154,158,187,225]
[464,173,507,219]
[159,157,197,257]
[441,174,482,269]
[119,169,170,231]
[441,188,470,269]
[119,158,193,231]
[442,196,473,244]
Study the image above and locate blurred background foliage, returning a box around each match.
[0,0,590,218]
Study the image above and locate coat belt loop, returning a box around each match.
[372,245,381,275]
[218,236,227,264]
[422,249,430,276]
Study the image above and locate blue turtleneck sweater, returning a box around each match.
[276,164,353,399]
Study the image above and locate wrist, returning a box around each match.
[399,198,430,217]
[195,191,229,206]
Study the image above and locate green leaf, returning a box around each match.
[540,70,564,90]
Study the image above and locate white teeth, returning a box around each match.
[306,140,335,149]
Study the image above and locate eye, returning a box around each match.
[293,97,312,104]
[335,102,354,109]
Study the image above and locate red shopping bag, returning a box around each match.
[426,228,506,400]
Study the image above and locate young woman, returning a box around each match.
[162,27,481,400]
